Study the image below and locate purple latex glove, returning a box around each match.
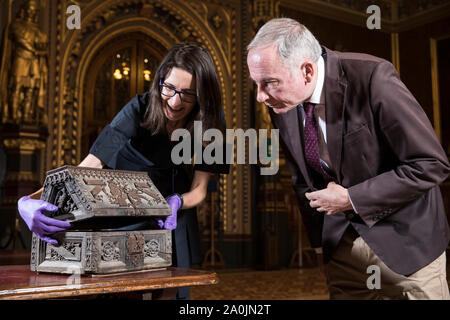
[17,196,71,245]
[157,194,182,230]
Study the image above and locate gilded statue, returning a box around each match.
[1,0,48,125]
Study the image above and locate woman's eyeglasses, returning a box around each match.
[159,80,196,103]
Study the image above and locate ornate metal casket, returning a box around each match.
[30,166,172,275]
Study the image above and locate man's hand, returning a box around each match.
[305,182,353,215]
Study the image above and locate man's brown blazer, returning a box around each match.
[269,47,450,275]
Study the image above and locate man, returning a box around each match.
[247,18,450,299]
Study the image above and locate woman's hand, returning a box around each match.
[158,171,212,230]
[17,196,71,245]
[158,194,183,230]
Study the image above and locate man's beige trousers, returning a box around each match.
[326,228,450,300]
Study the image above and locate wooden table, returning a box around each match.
[0,265,218,300]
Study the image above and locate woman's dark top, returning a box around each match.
[89,92,229,267]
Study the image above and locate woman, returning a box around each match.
[17,43,229,299]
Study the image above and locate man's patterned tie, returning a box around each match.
[303,102,334,182]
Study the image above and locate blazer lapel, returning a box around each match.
[324,48,347,183]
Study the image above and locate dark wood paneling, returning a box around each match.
[399,17,450,122]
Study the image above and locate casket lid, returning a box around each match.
[40,165,171,222]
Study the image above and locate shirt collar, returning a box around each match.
[306,56,325,105]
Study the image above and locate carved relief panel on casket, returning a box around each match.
[40,165,170,220]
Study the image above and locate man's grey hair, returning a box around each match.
[247,18,322,67]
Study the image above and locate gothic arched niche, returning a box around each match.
[81,32,166,159]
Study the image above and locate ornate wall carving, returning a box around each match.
[0,0,49,126]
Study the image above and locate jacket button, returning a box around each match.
[347,213,355,220]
